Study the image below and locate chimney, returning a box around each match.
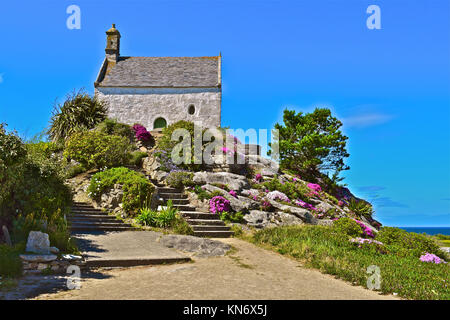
[105,24,120,63]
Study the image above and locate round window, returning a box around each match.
[188,104,195,115]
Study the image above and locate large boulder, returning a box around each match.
[193,172,250,191]
[202,184,259,212]
[26,231,51,254]
[245,155,279,177]
[243,210,272,228]
[266,199,317,224]
[160,234,231,258]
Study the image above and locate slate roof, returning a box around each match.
[95,56,220,88]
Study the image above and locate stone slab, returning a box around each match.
[72,231,191,268]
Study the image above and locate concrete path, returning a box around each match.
[73,231,191,267]
[35,238,397,300]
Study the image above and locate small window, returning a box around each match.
[153,117,167,129]
[188,104,195,115]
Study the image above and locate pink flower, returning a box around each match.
[229,190,237,198]
[307,183,322,193]
[419,253,446,264]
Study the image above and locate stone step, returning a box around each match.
[158,187,182,193]
[68,214,117,220]
[71,225,137,232]
[180,212,221,220]
[193,230,234,238]
[69,218,125,224]
[159,193,187,199]
[71,208,107,214]
[185,219,226,226]
[171,204,196,211]
[159,198,189,205]
[191,225,231,232]
[71,221,133,227]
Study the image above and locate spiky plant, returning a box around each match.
[348,198,374,219]
[47,90,107,142]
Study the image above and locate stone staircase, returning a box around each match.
[156,183,234,238]
[68,202,137,233]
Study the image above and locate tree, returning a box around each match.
[47,90,107,142]
[271,108,349,179]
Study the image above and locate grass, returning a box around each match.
[249,225,450,300]
[0,277,18,291]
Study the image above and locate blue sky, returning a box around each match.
[0,0,449,227]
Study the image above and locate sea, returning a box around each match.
[398,227,450,236]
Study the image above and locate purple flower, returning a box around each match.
[307,183,322,193]
[229,190,237,198]
[419,253,447,264]
[209,196,231,214]
[132,124,152,141]
[254,174,263,183]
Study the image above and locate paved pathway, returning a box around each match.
[35,238,397,300]
[73,231,190,267]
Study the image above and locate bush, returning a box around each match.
[209,196,231,214]
[348,198,374,219]
[0,244,23,278]
[157,120,206,171]
[191,185,222,201]
[270,108,349,180]
[166,171,194,189]
[376,227,445,259]
[220,211,244,223]
[88,167,155,215]
[48,90,107,142]
[333,217,363,238]
[64,131,131,169]
[127,151,148,167]
[257,177,312,203]
[96,118,135,143]
[132,124,152,142]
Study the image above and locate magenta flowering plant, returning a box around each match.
[353,219,375,238]
[307,183,322,193]
[132,124,152,141]
[294,199,317,211]
[419,253,447,264]
[229,190,237,198]
[254,173,263,183]
[209,196,231,214]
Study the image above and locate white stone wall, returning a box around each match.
[95,87,221,129]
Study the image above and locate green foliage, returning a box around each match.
[127,151,148,167]
[270,108,349,179]
[256,177,311,202]
[229,224,244,237]
[333,217,363,237]
[158,120,207,171]
[136,201,192,234]
[348,198,374,218]
[88,167,155,215]
[0,244,23,278]
[192,185,222,201]
[376,227,444,259]
[95,118,135,143]
[64,131,131,169]
[252,225,450,300]
[166,171,195,189]
[219,211,245,223]
[66,163,86,178]
[0,124,72,234]
[48,90,107,142]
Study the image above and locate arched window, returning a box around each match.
[188,104,195,115]
[153,117,167,129]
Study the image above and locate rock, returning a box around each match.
[226,195,260,213]
[316,219,334,226]
[139,146,148,152]
[243,210,271,228]
[37,263,48,271]
[193,172,250,191]
[160,234,231,258]
[98,184,123,210]
[275,212,304,226]
[2,225,12,247]
[245,155,279,177]
[315,201,335,213]
[20,254,57,263]
[202,184,227,195]
[49,247,60,254]
[62,254,83,261]
[266,199,317,224]
[26,231,51,254]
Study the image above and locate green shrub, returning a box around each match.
[158,120,210,171]
[127,151,148,167]
[192,185,223,201]
[166,171,194,189]
[172,217,194,235]
[136,200,187,231]
[0,244,23,278]
[95,118,135,143]
[136,207,158,226]
[66,163,86,178]
[257,177,311,202]
[48,90,107,142]
[88,167,155,215]
[220,211,245,223]
[333,217,363,237]
[348,198,374,218]
[64,131,131,169]
[376,227,445,259]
